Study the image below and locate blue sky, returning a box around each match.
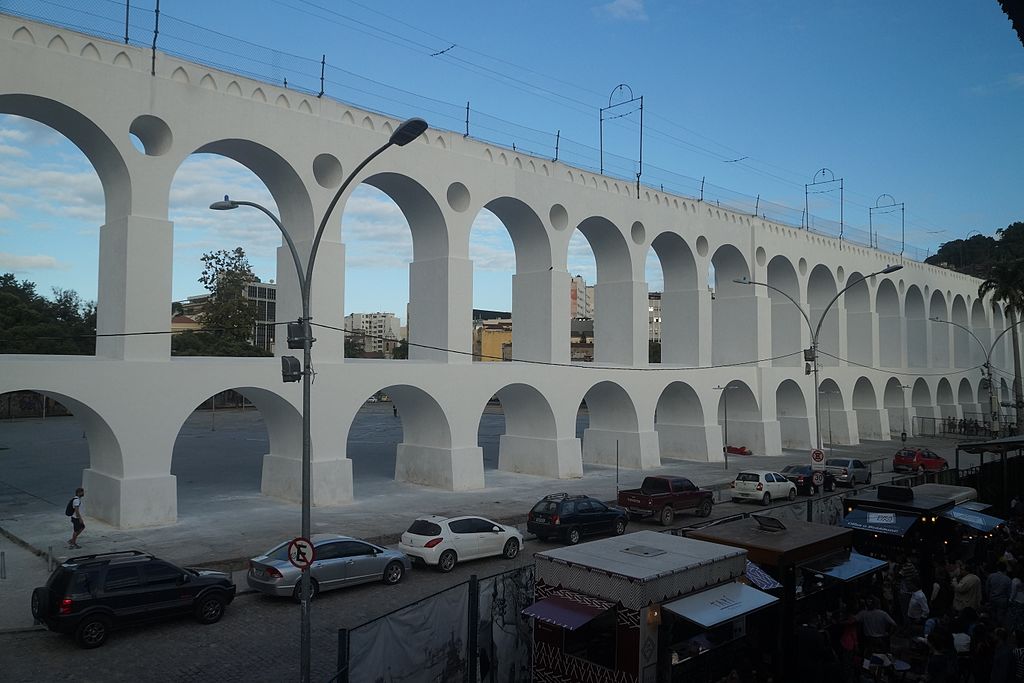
[1,0,1021,321]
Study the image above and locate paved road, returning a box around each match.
[0,407,983,681]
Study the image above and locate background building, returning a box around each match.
[472,309,512,361]
[570,274,594,319]
[174,281,277,352]
[649,292,662,343]
[344,312,402,356]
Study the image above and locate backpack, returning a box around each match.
[65,497,76,517]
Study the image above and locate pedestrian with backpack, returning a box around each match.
[66,487,85,549]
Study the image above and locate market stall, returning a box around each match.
[524,530,777,683]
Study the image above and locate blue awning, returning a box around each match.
[663,582,778,629]
[957,501,992,512]
[942,505,1005,533]
[803,552,888,582]
[841,509,917,537]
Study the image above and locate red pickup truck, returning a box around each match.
[617,476,714,526]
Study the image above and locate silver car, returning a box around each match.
[824,458,871,486]
[247,534,411,600]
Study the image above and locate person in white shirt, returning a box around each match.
[907,578,931,626]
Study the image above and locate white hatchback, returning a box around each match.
[731,470,797,506]
[399,515,524,572]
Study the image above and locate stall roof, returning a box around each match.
[957,435,1024,455]
[686,517,852,568]
[841,509,918,537]
[802,551,888,582]
[534,531,747,610]
[911,484,977,505]
[942,506,1006,533]
[843,490,956,515]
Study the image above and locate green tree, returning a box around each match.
[391,339,409,360]
[978,258,1024,428]
[196,247,260,342]
[171,329,271,357]
[0,274,96,354]
[344,332,365,358]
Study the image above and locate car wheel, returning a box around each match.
[30,587,49,620]
[438,550,457,573]
[503,539,520,560]
[788,488,797,501]
[383,561,405,585]
[659,506,675,526]
[195,593,226,624]
[613,519,627,535]
[566,528,582,545]
[864,473,871,485]
[292,578,320,603]
[698,500,713,517]
[75,615,110,649]
[761,493,772,506]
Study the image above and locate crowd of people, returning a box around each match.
[790,504,1024,682]
[941,417,1019,437]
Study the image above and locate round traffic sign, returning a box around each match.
[810,448,825,463]
[287,537,315,570]
[812,471,825,487]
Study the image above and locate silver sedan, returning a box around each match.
[247,534,411,601]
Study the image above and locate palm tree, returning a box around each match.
[979,259,1024,429]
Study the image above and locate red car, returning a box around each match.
[893,447,948,473]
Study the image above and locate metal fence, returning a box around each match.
[334,565,534,683]
[0,0,932,261]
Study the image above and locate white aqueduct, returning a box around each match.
[1,15,1017,528]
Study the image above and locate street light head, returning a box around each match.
[930,316,944,323]
[390,117,428,147]
[209,195,239,211]
[732,276,751,285]
[880,264,903,274]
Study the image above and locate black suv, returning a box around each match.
[527,493,628,545]
[31,550,236,648]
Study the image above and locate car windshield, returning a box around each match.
[640,478,670,494]
[736,473,760,482]
[46,567,73,591]
[781,465,807,474]
[265,541,290,562]
[407,520,442,536]
[825,459,849,467]
[531,500,558,514]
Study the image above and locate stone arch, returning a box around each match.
[852,377,887,440]
[911,378,933,429]
[580,381,653,468]
[845,271,872,367]
[767,256,801,368]
[358,172,449,261]
[710,245,755,365]
[877,280,902,367]
[809,265,840,368]
[650,232,700,365]
[187,139,314,241]
[929,290,950,367]
[991,303,1008,370]
[971,298,990,369]
[0,94,130,222]
[484,383,578,478]
[958,378,975,407]
[952,295,970,368]
[478,197,553,363]
[655,381,709,459]
[716,380,773,454]
[776,379,810,448]
[569,217,636,364]
[905,286,926,367]
[935,379,957,426]
[884,377,911,437]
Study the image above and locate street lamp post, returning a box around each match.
[713,384,739,470]
[734,264,903,454]
[209,117,427,683]
[929,316,1024,437]
[820,389,837,458]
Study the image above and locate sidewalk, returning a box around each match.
[0,434,954,632]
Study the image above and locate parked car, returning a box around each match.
[247,534,410,601]
[30,550,235,649]
[730,470,797,506]
[824,457,872,486]
[616,476,714,525]
[780,464,836,495]
[527,493,627,544]
[893,447,949,473]
[399,515,523,572]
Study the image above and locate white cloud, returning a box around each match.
[0,251,65,271]
[596,0,648,21]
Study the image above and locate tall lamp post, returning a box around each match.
[930,316,1024,436]
[713,384,739,470]
[734,264,903,452]
[210,117,427,683]
[820,389,837,457]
